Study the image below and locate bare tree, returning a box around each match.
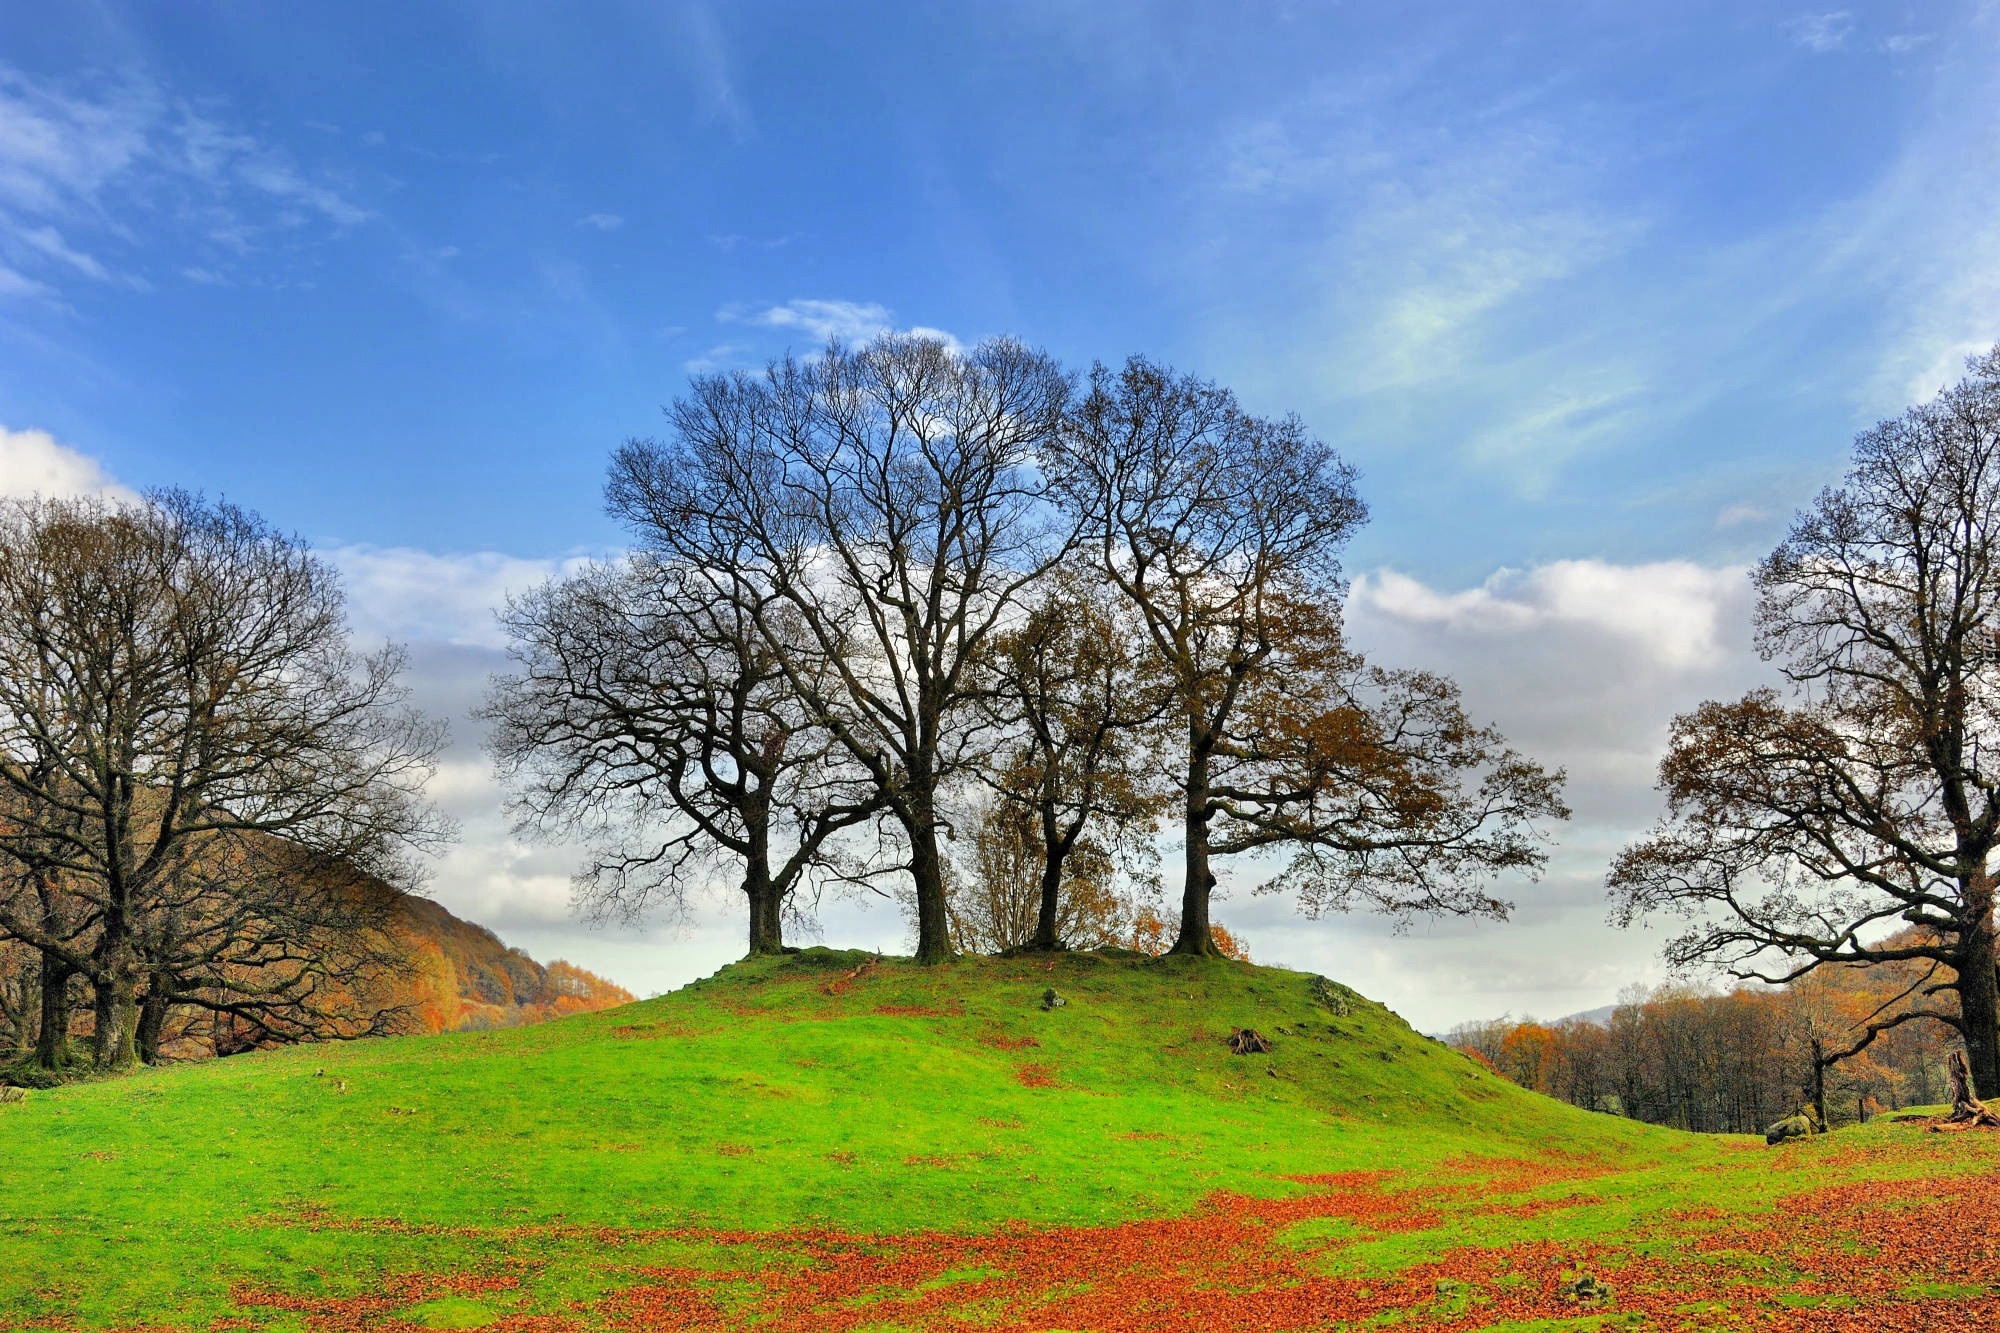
[609,334,1075,963]
[0,492,448,1070]
[485,557,881,956]
[977,568,1169,951]
[1057,358,1567,955]
[1610,345,2000,1096]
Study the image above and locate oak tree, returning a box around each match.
[486,557,881,956]
[1610,345,2000,1095]
[609,335,1075,962]
[973,569,1169,952]
[1057,358,1567,955]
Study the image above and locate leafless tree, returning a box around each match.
[485,556,882,956]
[0,492,449,1070]
[1610,345,2000,1097]
[1056,357,1567,955]
[608,334,1075,963]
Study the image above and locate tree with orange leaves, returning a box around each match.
[1055,358,1568,957]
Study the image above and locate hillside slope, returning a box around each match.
[1,950,1994,1330]
[393,893,633,1034]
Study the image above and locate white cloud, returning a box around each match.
[576,212,623,231]
[1353,559,1745,670]
[1290,557,1780,1026]
[0,425,134,501]
[1715,502,1769,529]
[330,544,589,650]
[1788,11,1854,52]
[731,297,894,343]
[1883,32,1935,53]
[720,298,967,354]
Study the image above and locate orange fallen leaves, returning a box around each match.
[230,1143,2000,1333]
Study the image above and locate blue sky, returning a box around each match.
[3,3,1997,1026]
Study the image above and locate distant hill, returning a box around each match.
[390,893,634,1034]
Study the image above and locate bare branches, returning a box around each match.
[0,491,448,1070]
[1610,343,2000,1092]
[609,334,1076,962]
[484,556,881,955]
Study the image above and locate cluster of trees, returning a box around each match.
[0,492,450,1075]
[10,331,2000,1118]
[1452,946,1958,1133]
[485,337,1569,972]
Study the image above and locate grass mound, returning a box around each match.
[1,951,1992,1330]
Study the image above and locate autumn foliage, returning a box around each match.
[1453,953,1961,1132]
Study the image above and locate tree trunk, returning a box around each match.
[744,862,786,957]
[136,984,170,1065]
[907,789,953,963]
[1944,1048,2000,1125]
[1169,739,1220,957]
[91,971,141,1072]
[1955,888,2000,1097]
[1810,1037,1828,1129]
[32,955,73,1071]
[1031,842,1064,953]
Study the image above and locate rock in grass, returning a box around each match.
[1309,976,1355,1016]
[1041,988,1065,1010]
[1558,1271,1612,1305]
[1764,1113,1818,1145]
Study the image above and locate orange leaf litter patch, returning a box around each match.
[227,1148,2000,1333]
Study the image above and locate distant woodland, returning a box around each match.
[1451,931,1964,1133]
[0,871,630,1069]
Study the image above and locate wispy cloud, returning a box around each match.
[0,64,372,299]
[11,223,111,281]
[683,341,748,373]
[1715,503,1769,529]
[677,2,751,139]
[729,297,893,343]
[1788,11,1854,53]
[576,212,623,231]
[720,298,965,353]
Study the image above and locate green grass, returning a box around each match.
[0,949,1991,1329]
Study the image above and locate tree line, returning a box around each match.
[1451,941,1958,1133]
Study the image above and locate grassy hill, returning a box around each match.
[2,950,1996,1330]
